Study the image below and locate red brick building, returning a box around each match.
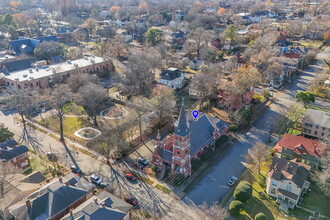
[218,87,254,110]
[0,139,31,173]
[151,101,229,176]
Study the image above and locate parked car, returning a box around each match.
[90,174,109,188]
[227,177,237,186]
[137,158,149,166]
[124,196,138,206]
[46,152,57,162]
[267,86,274,91]
[125,173,137,182]
[70,165,82,174]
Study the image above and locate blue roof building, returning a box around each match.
[9,36,58,56]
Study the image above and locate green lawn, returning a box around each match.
[302,184,330,218]
[29,157,48,175]
[63,102,87,115]
[287,128,301,135]
[41,116,88,136]
[237,169,311,220]
[176,89,197,110]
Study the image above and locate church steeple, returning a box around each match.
[174,98,190,137]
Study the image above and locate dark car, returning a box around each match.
[46,152,58,162]
[137,158,149,167]
[227,176,237,186]
[90,174,109,188]
[125,173,137,182]
[124,196,138,206]
[70,165,82,174]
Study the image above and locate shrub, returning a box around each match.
[229,200,243,216]
[254,212,266,220]
[151,165,158,173]
[230,124,238,132]
[234,181,252,202]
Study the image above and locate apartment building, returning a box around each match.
[302,109,330,141]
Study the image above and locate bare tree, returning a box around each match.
[150,88,176,126]
[190,67,219,111]
[66,73,99,93]
[47,84,73,141]
[76,83,108,127]
[313,152,330,197]
[117,51,154,97]
[127,97,152,142]
[244,142,269,175]
[105,34,128,59]
[275,103,304,134]
[2,89,40,150]
[96,124,128,166]
[286,20,303,41]
[184,27,214,57]
[0,162,19,199]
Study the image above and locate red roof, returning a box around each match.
[274,133,328,158]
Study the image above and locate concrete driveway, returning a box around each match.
[185,47,329,205]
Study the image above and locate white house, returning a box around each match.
[249,11,276,23]
[158,68,185,90]
[266,157,311,211]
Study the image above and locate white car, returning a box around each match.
[227,177,238,187]
[267,87,274,91]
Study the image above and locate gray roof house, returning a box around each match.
[302,109,330,141]
[62,191,133,220]
[266,157,311,211]
[8,173,94,220]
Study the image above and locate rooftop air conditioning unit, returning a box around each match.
[29,69,33,73]
[15,78,19,81]
[23,74,27,78]
[29,76,34,80]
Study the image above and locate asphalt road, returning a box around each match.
[185,47,329,205]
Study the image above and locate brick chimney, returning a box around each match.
[69,208,74,217]
[101,202,106,207]
[59,177,63,183]
[93,198,98,203]
[26,200,31,207]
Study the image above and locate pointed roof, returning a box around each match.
[174,99,190,137]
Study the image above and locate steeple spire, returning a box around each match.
[174,98,190,137]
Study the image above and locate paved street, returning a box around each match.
[185,47,330,205]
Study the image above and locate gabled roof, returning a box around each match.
[9,36,58,55]
[2,58,36,73]
[62,191,132,220]
[0,139,18,149]
[174,101,190,137]
[189,114,217,156]
[0,145,29,161]
[267,157,310,188]
[9,175,93,220]
[156,148,173,162]
[160,68,183,81]
[274,133,327,158]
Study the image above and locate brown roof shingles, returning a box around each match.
[268,157,310,188]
